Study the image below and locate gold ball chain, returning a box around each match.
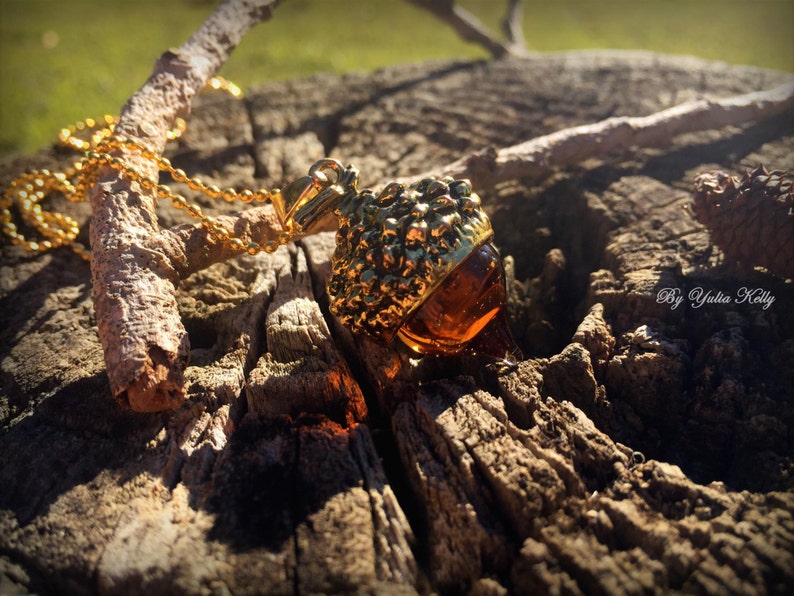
[1,77,293,261]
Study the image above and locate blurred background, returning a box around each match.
[1,0,792,156]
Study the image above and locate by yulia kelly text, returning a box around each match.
[656,287,776,311]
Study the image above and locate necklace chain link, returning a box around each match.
[1,77,293,260]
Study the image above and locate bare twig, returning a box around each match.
[502,0,528,54]
[407,82,794,188]
[404,0,515,57]
[89,0,280,412]
[154,208,336,280]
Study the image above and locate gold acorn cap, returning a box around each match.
[326,176,493,342]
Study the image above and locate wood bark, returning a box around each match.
[2,51,794,594]
[89,0,279,412]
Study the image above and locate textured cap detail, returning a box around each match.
[327,177,493,341]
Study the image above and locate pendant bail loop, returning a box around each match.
[278,159,361,233]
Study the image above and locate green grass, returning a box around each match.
[1,0,792,156]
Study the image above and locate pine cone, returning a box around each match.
[692,165,793,279]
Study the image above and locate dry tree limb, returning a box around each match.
[156,209,336,280]
[404,0,517,58]
[408,82,794,187]
[501,0,528,54]
[89,0,280,412]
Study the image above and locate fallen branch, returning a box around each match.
[501,0,528,54]
[155,208,336,280]
[404,0,523,58]
[88,0,280,412]
[407,82,794,188]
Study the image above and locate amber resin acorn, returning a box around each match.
[283,159,522,365]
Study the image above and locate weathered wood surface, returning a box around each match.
[2,51,793,594]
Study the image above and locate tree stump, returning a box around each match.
[2,51,793,594]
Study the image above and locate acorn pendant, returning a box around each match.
[277,159,522,366]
